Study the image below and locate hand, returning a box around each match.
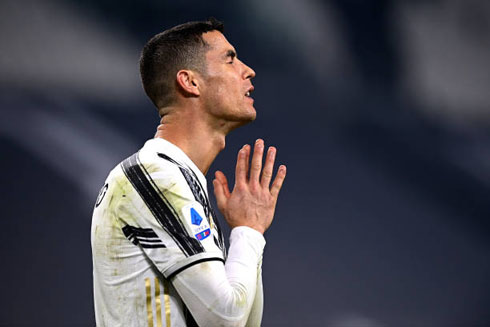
[213,139,287,234]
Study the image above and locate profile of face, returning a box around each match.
[199,31,256,126]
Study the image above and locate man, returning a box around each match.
[91,18,286,327]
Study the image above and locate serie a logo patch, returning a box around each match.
[183,203,211,241]
[190,208,203,225]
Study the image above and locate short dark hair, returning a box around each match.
[139,18,224,110]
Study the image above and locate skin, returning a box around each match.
[154,30,286,234]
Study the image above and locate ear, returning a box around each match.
[176,70,200,97]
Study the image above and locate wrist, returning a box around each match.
[230,223,265,235]
[230,226,266,254]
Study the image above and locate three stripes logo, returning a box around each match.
[123,225,166,249]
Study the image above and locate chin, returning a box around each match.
[227,111,256,131]
[246,105,257,119]
[231,106,256,122]
[246,108,257,121]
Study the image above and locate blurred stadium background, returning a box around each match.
[1,0,489,326]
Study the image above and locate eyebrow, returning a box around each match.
[225,49,237,60]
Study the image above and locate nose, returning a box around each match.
[241,60,256,80]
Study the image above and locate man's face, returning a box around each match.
[199,31,256,125]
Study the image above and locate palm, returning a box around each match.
[213,140,286,234]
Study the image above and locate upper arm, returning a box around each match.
[115,156,224,279]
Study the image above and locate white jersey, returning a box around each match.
[91,138,228,326]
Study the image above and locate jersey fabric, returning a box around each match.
[91,138,228,326]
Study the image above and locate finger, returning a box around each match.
[243,144,250,179]
[249,139,264,184]
[213,179,227,210]
[271,165,287,197]
[261,146,276,188]
[215,171,231,198]
[235,145,248,185]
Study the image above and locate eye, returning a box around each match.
[225,50,237,64]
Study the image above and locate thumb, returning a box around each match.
[213,178,227,211]
[215,170,231,197]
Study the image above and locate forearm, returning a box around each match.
[172,226,265,327]
[245,267,263,327]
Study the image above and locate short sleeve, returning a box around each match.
[115,156,224,279]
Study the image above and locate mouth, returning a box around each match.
[245,86,254,98]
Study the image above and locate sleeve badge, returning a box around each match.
[182,203,211,241]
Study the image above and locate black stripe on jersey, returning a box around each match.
[183,305,199,327]
[157,153,226,256]
[121,153,204,256]
[156,152,180,166]
[137,156,205,255]
[123,225,159,238]
[167,257,225,280]
[139,243,167,249]
[133,238,162,243]
[122,225,167,249]
[159,153,211,216]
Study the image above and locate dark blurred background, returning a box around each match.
[1,0,489,326]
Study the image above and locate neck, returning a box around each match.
[154,105,228,175]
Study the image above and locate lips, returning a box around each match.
[245,86,254,97]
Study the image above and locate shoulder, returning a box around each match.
[105,140,200,208]
[136,145,187,190]
[95,147,183,205]
[118,144,195,204]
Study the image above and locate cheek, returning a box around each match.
[203,73,242,109]
[207,85,227,107]
[209,78,235,102]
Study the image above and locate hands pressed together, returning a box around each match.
[213,139,287,234]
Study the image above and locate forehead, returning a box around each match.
[202,31,235,59]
